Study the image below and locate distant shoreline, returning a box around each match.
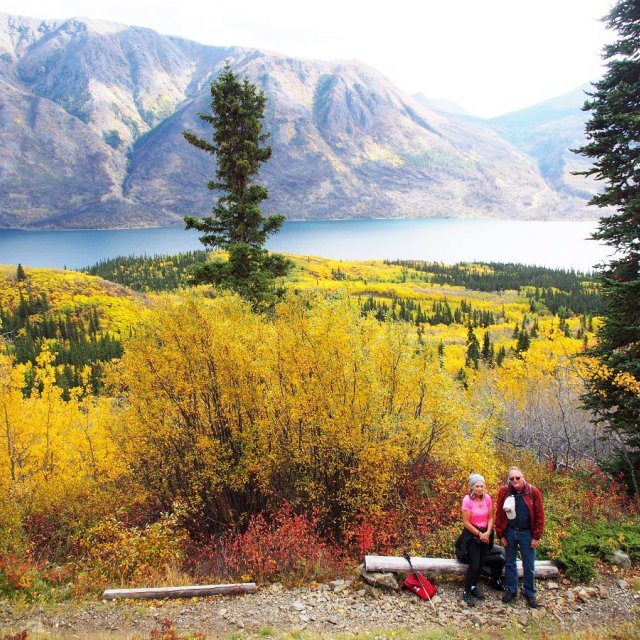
[0,213,603,232]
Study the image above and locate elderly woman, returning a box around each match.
[460,473,494,607]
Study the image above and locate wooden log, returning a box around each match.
[102,582,257,600]
[365,555,559,578]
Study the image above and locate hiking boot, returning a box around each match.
[462,592,476,607]
[502,591,517,604]
[470,587,485,600]
[525,594,539,609]
[489,579,505,591]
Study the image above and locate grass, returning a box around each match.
[3,620,639,640]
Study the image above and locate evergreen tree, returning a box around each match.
[575,1,640,497]
[465,325,481,369]
[456,367,469,389]
[481,331,494,365]
[516,329,531,354]
[183,62,291,308]
[16,264,26,282]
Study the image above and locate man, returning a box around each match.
[495,466,544,608]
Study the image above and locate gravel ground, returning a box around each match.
[2,569,639,638]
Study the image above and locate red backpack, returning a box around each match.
[403,571,437,600]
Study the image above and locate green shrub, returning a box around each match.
[556,538,597,582]
[553,520,640,581]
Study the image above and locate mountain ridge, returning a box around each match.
[0,12,598,229]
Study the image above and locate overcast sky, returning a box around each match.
[2,0,615,118]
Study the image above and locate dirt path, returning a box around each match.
[2,570,639,638]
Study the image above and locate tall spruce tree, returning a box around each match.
[465,325,481,369]
[183,62,290,308]
[575,0,640,496]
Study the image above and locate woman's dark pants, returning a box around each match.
[464,537,490,593]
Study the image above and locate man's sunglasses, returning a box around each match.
[509,476,522,481]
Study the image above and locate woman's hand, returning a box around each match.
[479,531,490,544]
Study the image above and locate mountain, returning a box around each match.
[413,92,472,117]
[0,13,595,229]
[486,85,599,200]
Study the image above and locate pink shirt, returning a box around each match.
[461,494,492,528]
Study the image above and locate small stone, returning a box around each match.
[565,591,576,603]
[292,600,306,612]
[584,587,598,598]
[330,579,349,593]
[299,614,310,623]
[618,579,630,590]
[518,613,528,625]
[598,586,610,599]
[610,549,632,568]
[576,589,589,603]
[364,585,381,598]
[431,595,442,605]
[561,578,571,586]
[358,565,401,591]
[327,616,339,625]
[217,608,227,618]
[547,581,559,590]
[236,620,244,629]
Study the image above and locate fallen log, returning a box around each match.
[365,555,559,578]
[102,582,257,600]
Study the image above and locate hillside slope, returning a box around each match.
[0,13,594,228]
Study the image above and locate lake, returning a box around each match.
[0,219,610,272]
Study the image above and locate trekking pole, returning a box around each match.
[403,551,437,612]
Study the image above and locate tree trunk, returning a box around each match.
[102,583,257,600]
[365,555,559,578]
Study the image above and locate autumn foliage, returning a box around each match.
[107,292,495,538]
[0,260,638,594]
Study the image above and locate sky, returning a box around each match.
[1,0,615,118]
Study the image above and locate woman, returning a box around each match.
[460,473,494,607]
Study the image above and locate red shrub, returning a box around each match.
[188,503,347,584]
[344,460,464,557]
[133,619,206,640]
[23,513,67,563]
[0,553,37,594]
[577,466,633,521]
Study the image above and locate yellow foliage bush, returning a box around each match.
[72,511,188,588]
[109,292,502,536]
[0,346,124,556]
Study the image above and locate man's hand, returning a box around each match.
[500,537,507,547]
[531,538,539,549]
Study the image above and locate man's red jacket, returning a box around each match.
[495,481,545,541]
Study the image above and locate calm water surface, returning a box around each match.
[0,219,609,272]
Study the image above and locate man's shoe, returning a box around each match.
[502,591,517,604]
[525,595,539,609]
[470,587,485,600]
[462,592,476,607]
[489,579,505,591]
